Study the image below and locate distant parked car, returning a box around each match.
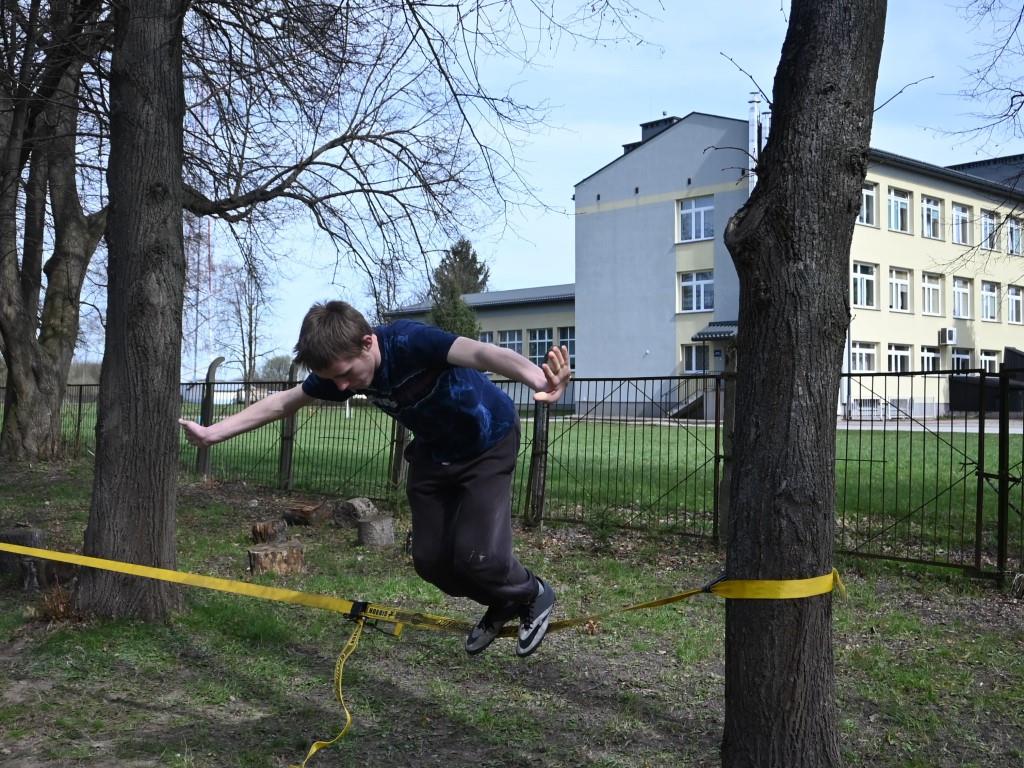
[234,385,276,405]
[179,382,239,406]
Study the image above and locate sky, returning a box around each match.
[218,1,1020,373]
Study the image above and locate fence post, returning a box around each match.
[389,421,409,489]
[974,370,987,573]
[195,356,225,477]
[524,400,549,527]
[997,369,1010,584]
[717,347,737,548]
[278,364,298,490]
[74,385,84,456]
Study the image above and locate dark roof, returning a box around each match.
[388,283,575,317]
[946,154,1024,191]
[692,321,737,341]
[869,148,1024,201]
[572,107,1024,202]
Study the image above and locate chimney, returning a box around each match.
[748,93,761,195]
[624,115,681,155]
[747,94,771,194]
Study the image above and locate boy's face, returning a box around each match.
[314,334,379,392]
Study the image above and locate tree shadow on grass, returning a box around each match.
[106,618,723,768]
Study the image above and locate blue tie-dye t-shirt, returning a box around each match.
[301,320,517,462]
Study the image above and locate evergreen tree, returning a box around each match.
[434,237,489,296]
[428,238,488,337]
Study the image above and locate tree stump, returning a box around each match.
[357,517,395,548]
[283,501,332,526]
[248,540,305,575]
[251,519,288,543]
[332,497,378,528]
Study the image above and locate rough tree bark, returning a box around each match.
[721,2,886,766]
[0,2,107,463]
[76,0,186,619]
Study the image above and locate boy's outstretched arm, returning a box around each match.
[447,337,572,403]
[178,383,315,447]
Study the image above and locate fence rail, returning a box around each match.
[3,367,1021,581]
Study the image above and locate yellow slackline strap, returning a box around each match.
[544,568,845,634]
[0,542,844,766]
[291,617,365,768]
[0,542,468,634]
[0,542,844,634]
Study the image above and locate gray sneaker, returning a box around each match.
[465,602,519,655]
[516,579,556,657]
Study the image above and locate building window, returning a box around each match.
[679,270,714,312]
[852,262,877,308]
[921,273,943,316]
[1009,286,1022,324]
[982,210,999,250]
[888,188,911,233]
[981,281,999,321]
[952,348,972,370]
[497,329,522,355]
[953,277,972,319]
[952,203,971,245]
[889,268,911,312]
[887,344,911,373]
[920,346,939,372]
[681,344,708,373]
[858,183,877,226]
[850,341,877,373]
[679,195,714,242]
[478,331,494,344]
[922,196,942,239]
[1009,217,1022,255]
[557,326,576,370]
[528,328,553,366]
[980,350,1000,373]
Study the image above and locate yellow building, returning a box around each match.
[851,150,1024,376]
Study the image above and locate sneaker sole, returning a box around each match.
[465,630,500,656]
[515,604,554,657]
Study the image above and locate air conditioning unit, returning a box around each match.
[938,327,957,346]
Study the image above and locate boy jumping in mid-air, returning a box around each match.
[180,300,571,657]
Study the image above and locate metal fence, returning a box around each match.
[173,375,722,536]
[5,367,1021,581]
[836,368,1022,579]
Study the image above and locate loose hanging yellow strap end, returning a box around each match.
[831,568,847,600]
[291,617,366,768]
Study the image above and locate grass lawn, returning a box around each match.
[0,460,1021,767]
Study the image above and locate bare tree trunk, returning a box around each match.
[721,2,886,766]
[0,11,107,463]
[77,0,186,620]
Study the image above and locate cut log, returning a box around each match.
[357,517,395,548]
[248,540,305,575]
[251,519,288,543]
[283,501,332,526]
[333,497,378,527]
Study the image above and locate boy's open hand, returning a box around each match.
[535,345,571,403]
[178,418,214,448]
